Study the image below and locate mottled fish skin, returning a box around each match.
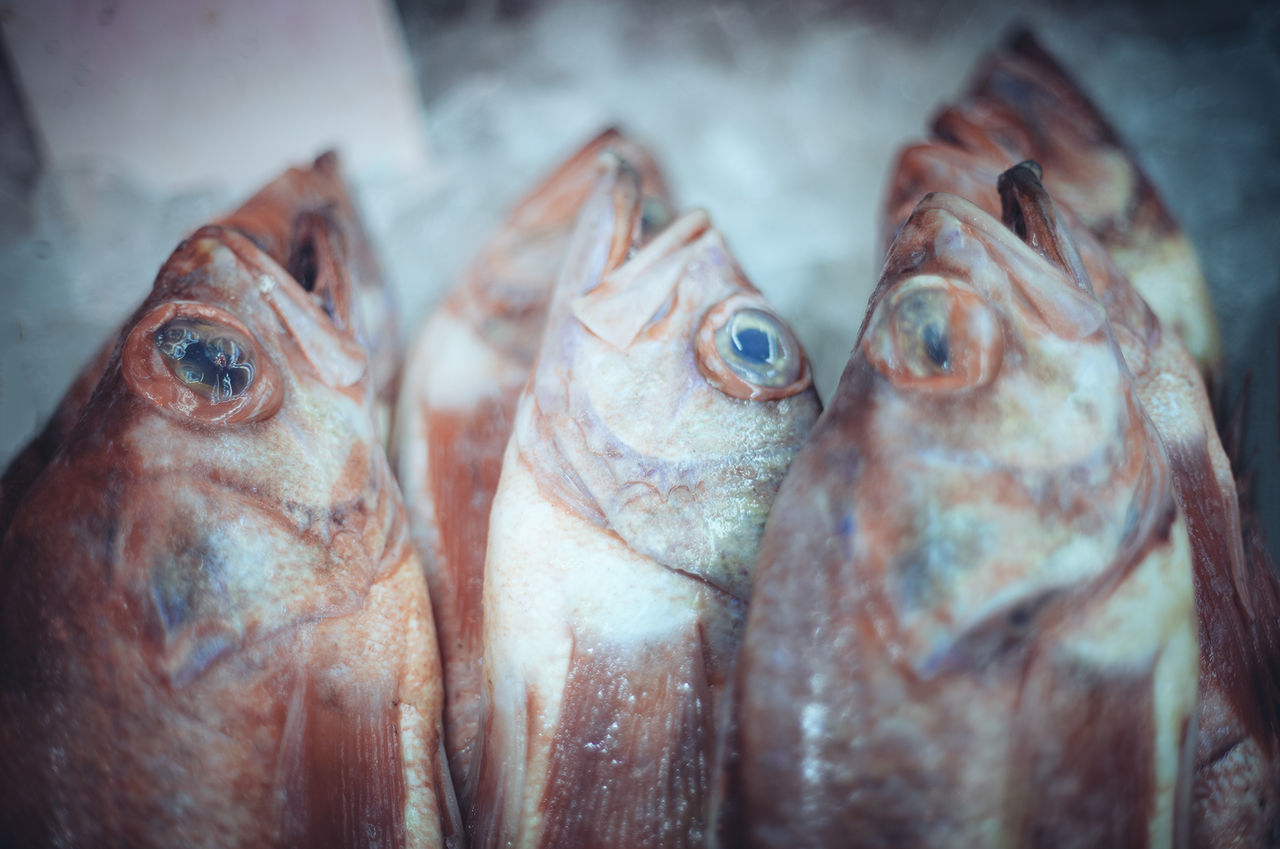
[0,222,459,847]
[391,128,671,809]
[0,152,393,538]
[728,180,1198,849]
[470,156,820,849]
[884,29,1220,373]
[888,87,1280,842]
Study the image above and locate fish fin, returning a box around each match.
[1007,652,1161,848]
[537,627,714,849]
[424,399,513,801]
[571,210,711,348]
[274,667,409,849]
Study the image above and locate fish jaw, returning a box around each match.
[526,165,820,601]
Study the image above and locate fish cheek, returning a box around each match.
[120,481,371,688]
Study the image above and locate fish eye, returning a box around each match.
[715,308,803,388]
[123,302,282,424]
[893,289,952,376]
[153,319,256,404]
[696,295,812,401]
[864,275,1002,391]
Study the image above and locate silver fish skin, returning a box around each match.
[0,224,459,848]
[469,156,820,849]
[727,177,1198,849]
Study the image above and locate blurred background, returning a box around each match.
[2,0,1278,540]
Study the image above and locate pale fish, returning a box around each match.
[471,155,820,848]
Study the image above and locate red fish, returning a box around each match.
[391,128,671,806]
[728,166,1198,848]
[471,155,820,848]
[0,208,458,844]
[885,36,1280,840]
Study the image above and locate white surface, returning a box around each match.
[3,0,428,196]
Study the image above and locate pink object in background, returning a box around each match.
[2,0,429,195]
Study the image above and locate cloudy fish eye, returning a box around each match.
[714,308,802,388]
[894,288,952,376]
[154,318,256,404]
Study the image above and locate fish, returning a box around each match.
[0,215,460,844]
[887,55,1280,840]
[469,154,821,848]
[726,165,1198,848]
[884,29,1220,373]
[391,127,672,807]
[0,151,396,538]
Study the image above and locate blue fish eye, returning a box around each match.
[154,318,256,404]
[713,308,802,389]
[732,325,776,365]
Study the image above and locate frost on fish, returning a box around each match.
[728,174,1198,848]
[0,223,459,847]
[884,29,1219,373]
[0,152,388,539]
[391,128,672,807]
[890,88,1280,841]
[469,156,820,849]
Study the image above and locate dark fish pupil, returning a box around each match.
[733,326,775,365]
[154,319,255,404]
[922,322,950,371]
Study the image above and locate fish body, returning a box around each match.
[729,175,1198,848]
[392,128,671,804]
[0,215,457,846]
[887,52,1280,841]
[470,157,820,848]
[885,29,1220,372]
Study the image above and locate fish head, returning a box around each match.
[9,220,401,690]
[851,174,1170,670]
[465,128,672,359]
[519,156,821,604]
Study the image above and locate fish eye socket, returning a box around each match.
[864,275,1002,391]
[714,308,802,388]
[154,318,256,404]
[696,296,812,401]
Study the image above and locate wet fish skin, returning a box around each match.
[392,128,672,808]
[729,177,1198,848]
[0,221,458,847]
[471,156,820,849]
[888,69,1280,841]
